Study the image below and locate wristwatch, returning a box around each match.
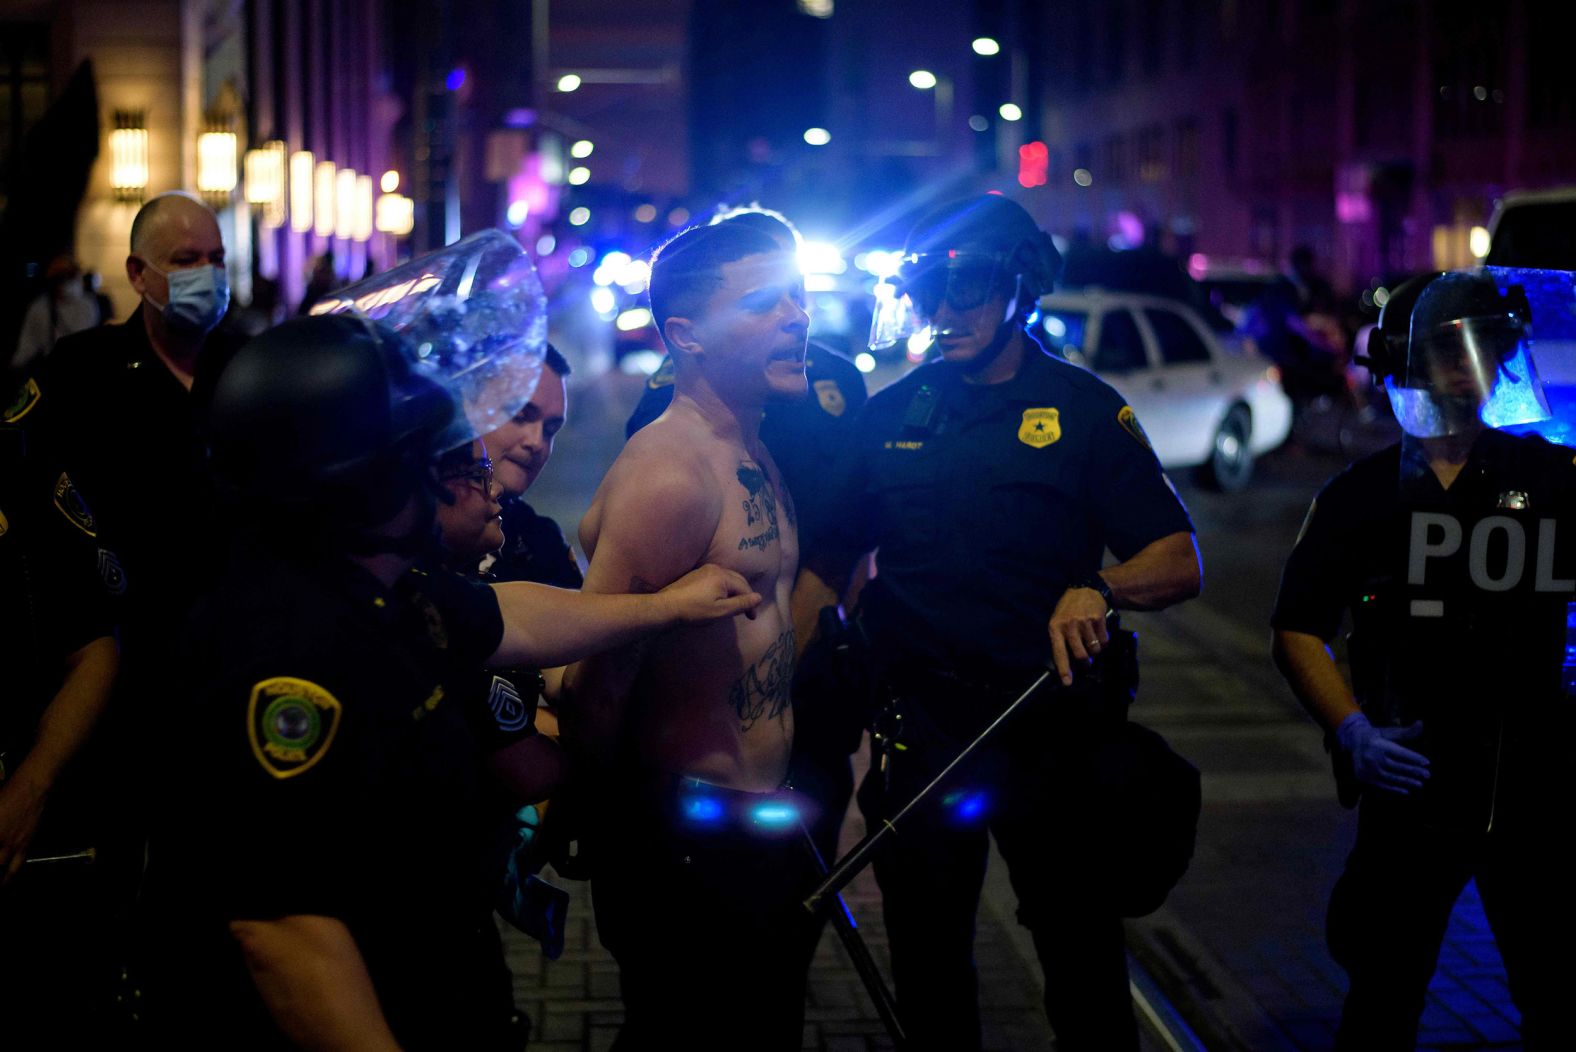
[1075,571,1114,613]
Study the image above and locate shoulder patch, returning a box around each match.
[647,356,676,390]
[3,378,40,423]
[488,675,532,733]
[813,378,847,417]
[98,547,128,595]
[0,506,8,539]
[1117,405,1152,449]
[1018,407,1061,448]
[247,677,343,779]
[53,473,97,536]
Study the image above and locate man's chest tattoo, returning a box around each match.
[728,627,794,732]
[737,463,781,551]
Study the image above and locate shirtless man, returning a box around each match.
[564,220,816,1050]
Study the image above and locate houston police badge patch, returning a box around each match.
[813,379,847,417]
[248,677,343,779]
[53,473,96,536]
[3,378,40,423]
[1117,406,1152,449]
[647,356,676,390]
[1018,407,1061,448]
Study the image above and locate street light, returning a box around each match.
[909,69,938,90]
[972,37,1000,56]
[571,139,594,159]
[803,127,831,146]
[556,73,582,92]
[998,102,1023,122]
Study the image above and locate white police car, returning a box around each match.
[1038,290,1293,490]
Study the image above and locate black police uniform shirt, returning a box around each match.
[3,305,243,669]
[0,428,117,848]
[156,539,508,1048]
[626,343,869,555]
[1272,430,1576,831]
[827,335,1192,675]
[485,496,585,589]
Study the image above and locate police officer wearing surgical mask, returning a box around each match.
[6,191,239,610]
[1272,271,1576,1049]
[2,191,244,913]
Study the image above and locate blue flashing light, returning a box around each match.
[445,67,466,92]
[943,788,989,823]
[681,794,725,824]
[751,802,799,827]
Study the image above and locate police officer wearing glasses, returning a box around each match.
[807,195,1201,1051]
[1272,271,1575,1049]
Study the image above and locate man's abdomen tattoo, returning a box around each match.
[729,627,794,732]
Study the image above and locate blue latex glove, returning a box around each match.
[1336,713,1430,795]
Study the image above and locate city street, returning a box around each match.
[510,369,1519,1051]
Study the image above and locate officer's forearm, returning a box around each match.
[1100,531,1201,611]
[489,582,672,668]
[1271,629,1360,735]
[231,915,402,1052]
[7,635,117,797]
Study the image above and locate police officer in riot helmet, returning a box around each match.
[144,315,758,1050]
[807,195,1202,1051]
[1273,270,1575,1049]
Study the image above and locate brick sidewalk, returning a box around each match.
[1124,604,1523,1051]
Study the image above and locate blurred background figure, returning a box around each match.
[10,254,105,378]
[296,251,338,316]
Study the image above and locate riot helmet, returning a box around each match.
[1358,272,1444,384]
[870,195,1062,351]
[207,314,455,546]
[1386,271,1548,437]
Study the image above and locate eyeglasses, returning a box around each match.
[440,456,494,493]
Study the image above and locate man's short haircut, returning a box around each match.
[542,342,571,378]
[648,222,782,342]
[129,191,207,255]
[709,204,800,251]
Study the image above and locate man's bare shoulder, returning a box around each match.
[581,413,724,571]
[604,416,716,506]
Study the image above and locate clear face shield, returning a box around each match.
[1388,270,1551,440]
[311,229,548,452]
[868,250,1014,350]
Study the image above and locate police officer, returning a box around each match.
[628,205,870,865]
[0,424,119,1048]
[485,343,584,591]
[4,192,244,908]
[144,314,758,1049]
[1271,271,1575,1049]
[807,195,1201,1051]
